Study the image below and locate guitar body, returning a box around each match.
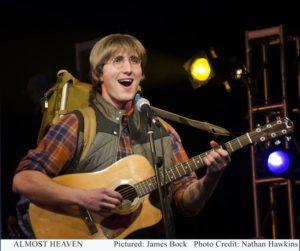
[29,155,162,239]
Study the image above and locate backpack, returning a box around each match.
[37,69,96,161]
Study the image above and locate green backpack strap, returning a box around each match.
[78,106,96,161]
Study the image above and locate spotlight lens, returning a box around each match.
[190,58,211,81]
[267,150,290,175]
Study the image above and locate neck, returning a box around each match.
[116,100,134,113]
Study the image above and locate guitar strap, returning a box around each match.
[151,106,230,136]
[78,106,96,161]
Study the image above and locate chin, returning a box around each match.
[121,93,135,101]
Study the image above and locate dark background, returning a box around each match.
[1,0,299,239]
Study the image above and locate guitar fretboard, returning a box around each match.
[134,132,254,197]
[133,114,294,197]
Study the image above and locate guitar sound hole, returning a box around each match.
[115,185,138,203]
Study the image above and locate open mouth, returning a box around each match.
[118,79,133,87]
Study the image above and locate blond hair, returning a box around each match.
[89,33,147,94]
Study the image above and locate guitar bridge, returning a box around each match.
[79,208,98,235]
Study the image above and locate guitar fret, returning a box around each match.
[242,135,248,145]
[138,182,144,194]
[150,177,157,189]
[231,140,238,151]
[140,181,147,194]
[143,180,150,193]
[187,160,195,172]
[159,169,173,186]
[148,179,154,191]
[227,141,234,152]
[174,165,181,178]
[246,133,252,143]
[185,162,191,173]
[240,134,251,147]
[200,155,205,166]
[192,157,199,170]
[176,165,183,176]
[167,169,174,181]
[170,167,176,178]
[137,178,155,196]
[135,183,144,197]
[165,168,172,181]
[181,162,188,175]
[236,137,243,148]
[178,164,186,176]
[199,153,206,163]
[165,171,171,183]
[194,156,203,167]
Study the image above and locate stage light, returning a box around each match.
[184,48,233,92]
[190,57,212,82]
[260,140,300,179]
[183,50,215,89]
[266,150,291,175]
[234,65,249,79]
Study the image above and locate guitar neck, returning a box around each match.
[135,132,253,197]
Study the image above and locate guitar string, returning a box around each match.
[109,156,205,202]
[107,128,280,209]
[113,133,255,200]
[113,128,282,203]
[118,125,286,208]
[114,156,203,197]
[110,137,245,200]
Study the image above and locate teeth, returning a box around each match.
[118,79,133,84]
[118,79,133,87]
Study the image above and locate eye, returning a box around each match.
[112,56,124,64]
[129,56,141,64]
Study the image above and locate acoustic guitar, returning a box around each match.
[29,117,294,239]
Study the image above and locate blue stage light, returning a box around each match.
[266,150,291,175]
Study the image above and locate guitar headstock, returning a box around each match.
[250,117,294,144]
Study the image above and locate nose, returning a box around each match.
[121,59,133,72]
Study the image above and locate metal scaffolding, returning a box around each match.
[245,25,300,238]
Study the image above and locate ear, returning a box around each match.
[92,72,102,82]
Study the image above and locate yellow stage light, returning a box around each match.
[183,50,215,89]
[190,58,211,81]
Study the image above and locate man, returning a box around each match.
[13,33,231,238]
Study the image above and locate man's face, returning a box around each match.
[100,50,143,110]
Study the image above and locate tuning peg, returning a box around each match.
[285,136,292,142]
[274,140,281,145]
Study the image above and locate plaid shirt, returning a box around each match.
[16,113,198,215]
